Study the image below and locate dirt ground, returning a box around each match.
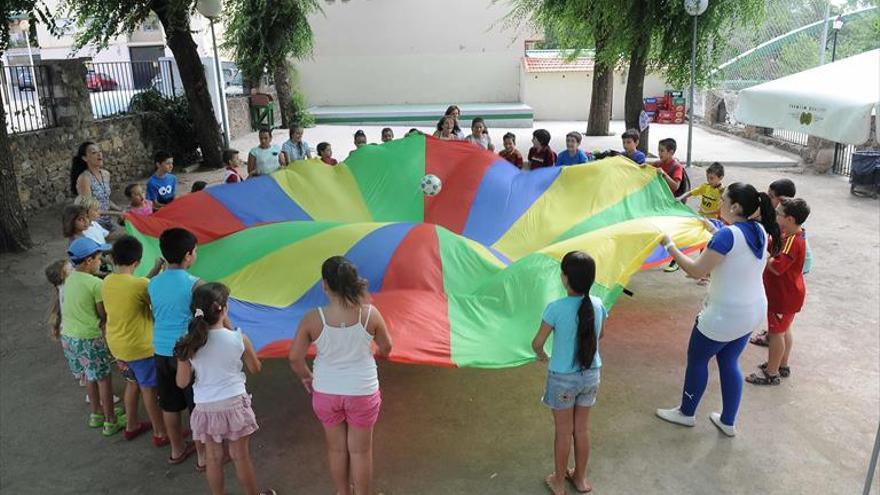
[1,165,877,494]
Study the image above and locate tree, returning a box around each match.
[223,0,321,128]
[0,103,33,252]
[60,0,224,167]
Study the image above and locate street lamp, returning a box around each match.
[684,0,708,169]
[831,15,844,62]
[18,18,42,128]
[196,0,230,148]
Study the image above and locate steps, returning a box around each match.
[309,103,534,128]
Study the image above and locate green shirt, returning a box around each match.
[61,271,104,339]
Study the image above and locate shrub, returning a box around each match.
[129,90,201,167]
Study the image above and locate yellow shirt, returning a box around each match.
[102,273,154,361]
[688,182,723,217]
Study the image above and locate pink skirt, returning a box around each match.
[191,394,258,444]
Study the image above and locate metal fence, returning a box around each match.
[84,60,178,119]
[832,143,856,176]
[771,128,810,146]
[1,64,57,134]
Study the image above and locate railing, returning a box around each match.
[85,60,178,119]
[832,143,856,177]
[771,128,809,146]
[1,64,57,134]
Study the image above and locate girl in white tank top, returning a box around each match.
[289,256,393,495]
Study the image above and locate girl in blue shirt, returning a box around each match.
[532,251,607,495]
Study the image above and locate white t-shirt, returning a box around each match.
[190,327,248,404]
[83,221,108,244]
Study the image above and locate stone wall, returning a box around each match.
[7,58,153,212]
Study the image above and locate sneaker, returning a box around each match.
[103,419,125,437]
[664,261,680,273]
[656,407,695,427]
[709,412,736,437]
[88,413,105,428]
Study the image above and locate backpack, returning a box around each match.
[674,163,691,200]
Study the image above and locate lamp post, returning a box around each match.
[830,14,844,173]
[684,0,708,169]
[18,19,42,129]
[196,0,230,148]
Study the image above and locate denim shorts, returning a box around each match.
[542,368,601,410]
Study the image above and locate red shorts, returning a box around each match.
[312,390,382,429]
[767,311,797,334]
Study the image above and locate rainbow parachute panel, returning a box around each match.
[126,134,708,368]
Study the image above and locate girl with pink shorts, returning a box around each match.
[289,256,393,495]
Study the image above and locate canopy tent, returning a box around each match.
[736,49,880,145]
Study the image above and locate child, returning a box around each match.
[289,256,393,495]
[499,132,524,169]
[381,127,394,143]
[74,196,122,244]
[532,251,606,495]
[281,124,312,165]
[124,183,154,216]
[61,237,124,436]
[62,204,91,242]
[45,259,70,341]
[406,128,423,137]
[223,149,244,184]
[652,138,685,273]
[746,197,811,386]
[146,150,177,208]
[767,179,813,275]
[354,130,368,148]
[248,128,282,177]
[148,228,202,465]
[556,132,590,166]
[465,117,495,151]
[317,142,338,166]
[103,235,169,443]
[620,128,646,165]
[191,181,207,193]
[679,162,724,218]
[433,116,458,141]
[175,283,276,495]
[528,129,557,170]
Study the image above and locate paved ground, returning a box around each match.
[1,157,877,493]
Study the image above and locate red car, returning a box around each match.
[85,71,118,91]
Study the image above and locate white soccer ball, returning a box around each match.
[420,174,442,196]
[684,0,708,16]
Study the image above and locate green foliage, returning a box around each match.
[288,88,315,128]
[1,0,55,52]
[129,90,201,167]
[222,0,322,84]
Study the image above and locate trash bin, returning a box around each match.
[850,150,880,199]
[249,93,274,131]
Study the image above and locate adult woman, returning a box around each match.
[71,141,122,230]
[655,183,780,437]
[247,128,283,177]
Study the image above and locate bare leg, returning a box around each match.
[547,408,574,494]
[204,439,226,495]
[348,425,374,495]
[781,330,793,368]
[571,406,593,492]
[195,439,207,469]
[97,375,116,422]
[322,423,351,495]
[765,333,785,374]
[163,411,186,458]
[86,381,100,415]
[229,435,260,495]
[123,381,140,430]
[140,387,166,437]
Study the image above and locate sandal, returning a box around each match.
[749,331,769,347]
[123,421,152,441]
[168,441,196,465]
[565,468,592,493]
[759,362,791,378]
[196,453,232,473]
[745,369,780,386]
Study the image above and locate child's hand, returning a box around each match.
[116,360,129,374]
[660,234,673,247]
[535,351,549,362]
[300,377,313,394]
[153,257,166,272]
[699,217,718,233]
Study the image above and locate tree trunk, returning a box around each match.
[0,104,33,252]
[625,35,651,153]
[586,30,613,136]
[272,61,293,129]
[152,0,224,168]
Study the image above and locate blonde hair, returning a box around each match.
[44,259,69,339]
[74,195,101,211]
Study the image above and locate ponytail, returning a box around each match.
[561,251,598,369]
[321,256,368,306]
[174,282,230,360]
[757,192,781,256]
[70,141,94,196]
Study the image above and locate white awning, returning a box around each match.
[736,49,879,145]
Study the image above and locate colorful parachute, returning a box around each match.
[126,134,709,368]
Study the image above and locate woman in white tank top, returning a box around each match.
[289,256,393,495]
[654,183,781,437]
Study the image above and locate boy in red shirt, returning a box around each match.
[746,197,811,386]
[499,132,524,169]
[527,129,556,170]
[223,149,244,183]
[652,138,684,194]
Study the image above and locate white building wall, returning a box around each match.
[294,0,536,106]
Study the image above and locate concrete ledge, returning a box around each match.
[692,160,799,169]
[309,103,534,128]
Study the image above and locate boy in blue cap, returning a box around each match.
[62,237,125,436]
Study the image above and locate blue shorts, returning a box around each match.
[542,368,601,410]
[120,357,158,388]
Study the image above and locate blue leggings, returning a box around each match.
[679,325,751,426]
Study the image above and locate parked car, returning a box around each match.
[16,69,34,91]
[85,71,118,91]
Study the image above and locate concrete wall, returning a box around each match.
[294,0,536,106]
[523,67,673,121]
